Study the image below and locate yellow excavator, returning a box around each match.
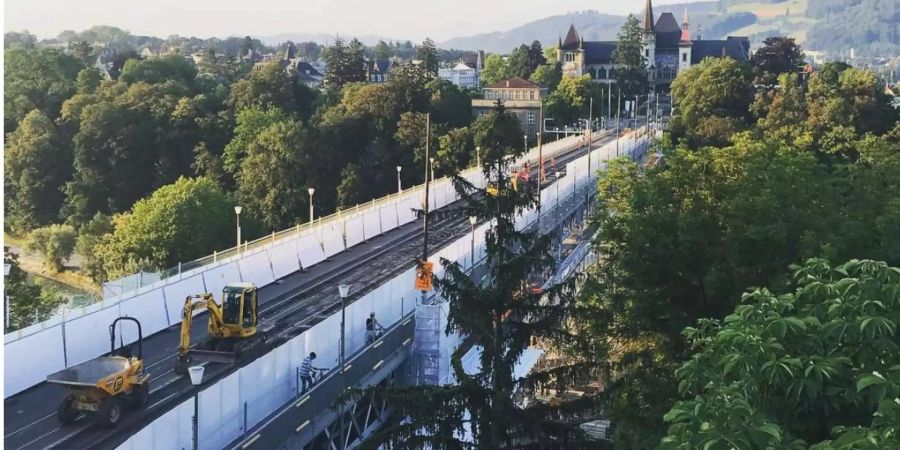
[174,283,267,375]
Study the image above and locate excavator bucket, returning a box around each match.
[186,349,237,364]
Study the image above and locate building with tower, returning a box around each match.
[556,0,750,90]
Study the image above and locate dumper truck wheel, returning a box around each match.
[96,397,122,428]
[129,382,150,409]
[57,395,78,425]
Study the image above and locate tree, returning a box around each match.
[530,62,563,92]
[336,163,363,209]
[752,36,804,86]
[76,68,103,94]
[661,259,900,449]
[669,57,755,147]
[222,107,289,175]
[93,177,233,278]
[481,54,510,86]
[119,54,198,86]
[527,40,546,74]
[807,64,897,140]
[237,120,318,230]
[427,78,471,128]
[228,61,304,114]
[324,37,354,89]
[417,38,439,76]
[4,31,37,50]
[373,40,391,60]
[3,249,65,330]
[437,126,475,173]
[347,38,368,83]
[361,100,590,448]
[395,111,441,164]
[544,75,603,127]
[27,224,76,273]
[612,15,649,97]
[68,40,94,65]
[4,110,71,233]
[75,212,113,283]
[4,48,84,132]
[754,73,808,140]
[507,44,532,79]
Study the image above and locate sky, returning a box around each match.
[4,0,698,43]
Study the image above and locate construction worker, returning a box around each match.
[299,352,322,394]
[365,313,384,343]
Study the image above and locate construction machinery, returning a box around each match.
[47,317,150,427]
[174,282,267,375]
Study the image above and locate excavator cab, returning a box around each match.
[220,283,257,334]
[174,283,266,375]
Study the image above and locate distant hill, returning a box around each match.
[439,0,899,59]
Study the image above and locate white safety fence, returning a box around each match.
[116,131,656,450]
[4,135,594,398]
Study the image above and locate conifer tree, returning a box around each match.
[613,14,649,97]
[356,101,594,448]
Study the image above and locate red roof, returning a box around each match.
[486,77,542,89]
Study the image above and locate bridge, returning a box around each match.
[4,128,656,450]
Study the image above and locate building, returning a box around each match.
[295,61,324,89]
[439,51,484,89]
[471,77,547,139]
[94,45,119,80]
[366,59,395,83]
[557,0,750,90]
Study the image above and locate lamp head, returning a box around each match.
[234,206,242,215]
[308,187,315,196]
[469,216,477,226]
[396,166,402,173]
[338,284,350,298]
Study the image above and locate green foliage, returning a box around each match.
[416,38,439,76]
[752,36,805,86]
[4,31,37,50]
[336,163,363,209]
[481,53,511,86]
[806,64,897,140]
[506,41,545,80]
[4,110,71,233]
[612,15,649,97]
[363,100,588,448]
[669,57,755,147]
[228,61,314,116]
[119,54,198,86]
[544,75,603,127]
[437,126,475,173]
[237,120,317,230]
[27,224,76,273]
[530,62,563,92]
[3,249,66,330]
[4,48,84,132]
[94,177,233,278]
[75,212,114,283]
[323,37,366,90]
[661,259,900,449]
[222,107,289,175]
[76,68,102,94]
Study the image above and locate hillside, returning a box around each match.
[440,0,899,58]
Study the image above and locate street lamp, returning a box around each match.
[188,366,205,450]
[337,284,350,450]
[3,263,10,332]
[524,134,528,152]
[429,157,435,183]
[233,206,242,250]
[475,147,481,168]
[469,216,477,268]
[308,188,315,223]
[396,166,402,193]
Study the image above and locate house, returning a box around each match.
[557,0,750,90]
[471,77,547,140]
[295,61,324,89]
[139,47,156,59]
[94,45,119,80]
[366,59,395,83]
[439,51,484,89]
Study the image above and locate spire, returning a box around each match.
[558,35,562,48]
[562,24,580,49]
[643,0,655,33]
[680,8,691,42]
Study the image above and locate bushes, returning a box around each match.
[26,224,76,273]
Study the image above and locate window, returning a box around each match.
[526,111,535,124]
[645,49,649,57]
[565,52,575,62]
[529,91,535,100]
[682,53,687,62]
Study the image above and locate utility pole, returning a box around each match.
[421,112,431,303]
[587,96,593,204]
[538,100,544,228]
[616,88,621,157]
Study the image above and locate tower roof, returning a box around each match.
[643,0,655,33]
[562,24,580,50]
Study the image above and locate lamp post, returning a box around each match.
[524,134,528,152]
[429,157,435,183]
[469,216,477,268]
[188,366,205,450]
[234,206,242,250]
[396,166,402,193]
[475,146,481,168]
[337,284,350,450]
[308,188,315,223]
[3,263,10,332]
